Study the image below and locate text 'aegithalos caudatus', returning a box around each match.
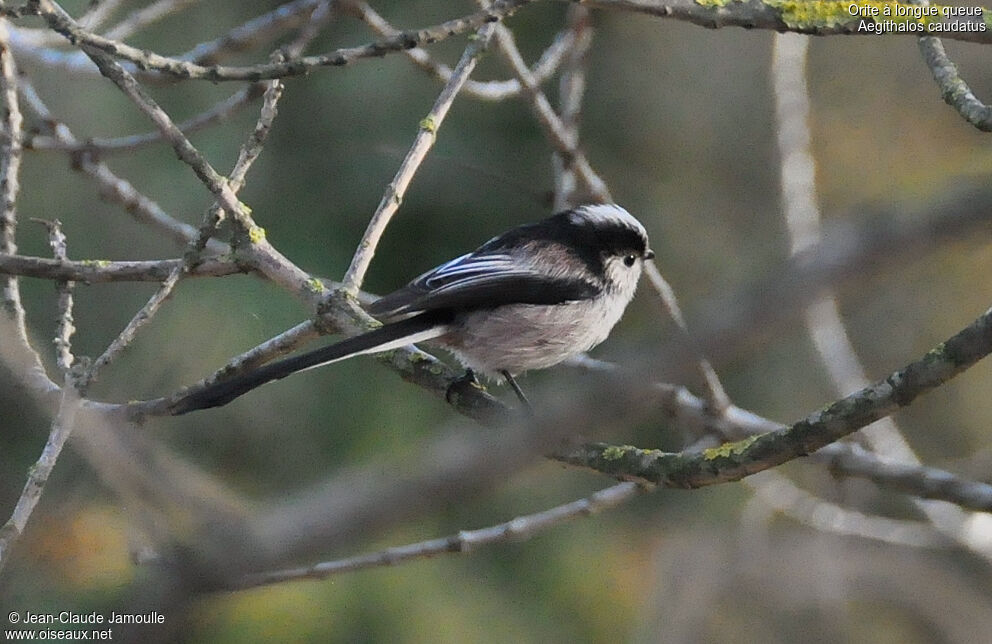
[172,204,654,415]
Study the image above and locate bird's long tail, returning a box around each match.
[170,312,451,415]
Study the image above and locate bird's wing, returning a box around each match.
[368,252,598,320]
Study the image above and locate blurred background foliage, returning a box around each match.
[3,0,992,641]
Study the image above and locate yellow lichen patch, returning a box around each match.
[773,0,862,29]
[248,225,266,244]
[703,434,760,460]
[768,1,943,30]
[419,116,437,134]
[304,277,326,294]
[602,445,636,461]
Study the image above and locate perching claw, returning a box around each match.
[501,370,533,416]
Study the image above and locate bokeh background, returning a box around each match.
[3,0,992,641]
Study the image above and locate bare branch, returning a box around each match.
[17,77,228,253]
[77,0,126,31]
[743,471,949,548]
[643,261,731,413]
[102,0,204,41]
[31,218,75,373]
[0,20,42,376]
[32,0,536,82]
[42,3,248,225]
[559,304,992,488]
[21,83,267,154]
[342,21,499,292]
[0,254,244,282]
[572,0,992,45]
[919,36,992,131]
[176,0,324,66]
[551,4,591,210]
[240,482,643,587]
[79,40,288,385]
[568,356,992,514]
[350,0,573,101]
[0,384,81,573]
[824,444,992,512]
[6,0,322,79]
[490,21,611,202]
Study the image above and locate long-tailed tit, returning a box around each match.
[172,204,653,414]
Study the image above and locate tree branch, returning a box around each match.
[239,482,644,587]
[573,0,992,45]
[32,0,536,81]
[342,20,499,292]
[0,384,81,573]
[559,304,992,489]
[349,0,573,101]
[0,253,244,282]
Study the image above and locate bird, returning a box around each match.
[171,204,653,415]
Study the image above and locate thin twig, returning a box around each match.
[341,20,499,292]
[772,32,992,557]
[34,0,536,82]
[80,45,287,385]
[240,482,643,587]
[83,271,183,386]
[349,0,573,102]
[570,0,992,45]
[17,77,228,253]
[0,384,81,573]
[909,0,992,131]
[489,20,611,202]
[20,83,267,154]
[282,0,334,59]
[643,261,731,413]
[0,20,36,361]
[825,444,992,513]
[566,355,992,514]
[919,35,992,131]
[77,0,127,31]
[47,12,248,226]
[4,0,321,79]
[559,303,992,488]
[742,473,948,548]
[551,4,591,210]
[31,218,75,373]
[102,0,204,41]
[0,254,244,282]
[176,0,323,66]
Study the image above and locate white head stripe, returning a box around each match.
[568,204,648,240]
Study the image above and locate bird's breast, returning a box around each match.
[442,294,630,376]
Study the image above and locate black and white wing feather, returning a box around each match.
[368,250,598,320]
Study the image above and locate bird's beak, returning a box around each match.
[644,249,655,260]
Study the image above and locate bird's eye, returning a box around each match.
[623,255,636,267]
